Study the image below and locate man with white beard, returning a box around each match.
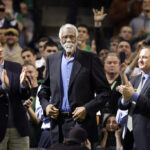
[38,24,110,146]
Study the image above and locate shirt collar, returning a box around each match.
[0,60,4,67]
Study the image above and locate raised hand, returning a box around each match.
[20,67,27,86]
[93,7,107,23]
[2,69,9,88]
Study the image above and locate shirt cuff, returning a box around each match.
[130,92,139,103]
[2,83,8,90]
[121,98,129,106]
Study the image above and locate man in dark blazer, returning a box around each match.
[38,24,111,145]
[0,44,30,150]
[118,45,150,150]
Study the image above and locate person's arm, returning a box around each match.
[115,128,123,150]
[100,128,108,148]
[24,98,41,124]
[93,7,107,54]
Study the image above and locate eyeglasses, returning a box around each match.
[61,35,76,41]
[46,49,57,53]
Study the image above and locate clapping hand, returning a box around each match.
[2,69,9,88]
[20,67,27,86]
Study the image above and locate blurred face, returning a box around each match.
[22,51,36,65]
[0,45,4,60]
[138,48,150,73]
[110,41,119,52]
[20,2,28,16]
[143,0,150,18]
[6,33,18,47]
[104,55,120,74]
[0,4,5,20]
[98,49,109,64]
[60,28,77,53]
[39,41,48,56]
[24,65,38,82]
[77,27,89,42]
[117,41,132,57]
[120,26,133,41]
[106,116,119,132]
[44,46,58,59]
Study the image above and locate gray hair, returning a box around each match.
[59,24,78,39]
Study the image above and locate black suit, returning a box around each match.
[119,74,150,150]
[0,60,30,142]
[38,49,111,144]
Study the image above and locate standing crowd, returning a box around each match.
[0,0,150,150]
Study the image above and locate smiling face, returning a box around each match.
[105,116,119,132]
[138,47,150,73]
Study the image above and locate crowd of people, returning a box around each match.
[0,0,150,150]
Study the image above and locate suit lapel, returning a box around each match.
[56,52,63,91]
[69,49,82,89]
[141,76,150,93]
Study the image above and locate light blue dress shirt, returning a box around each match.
[122,72,150,104]
[61,53,75,112]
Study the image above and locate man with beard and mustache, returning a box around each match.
[38,23,111,147]
[4,28,23,64]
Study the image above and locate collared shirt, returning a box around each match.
[0,60,4,80]
[122,72,150,105]
[61,53,75,112]
[35,85,50,129]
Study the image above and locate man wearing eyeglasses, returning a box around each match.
[38,24,110,147]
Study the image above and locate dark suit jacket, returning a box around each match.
[119,74,150,150]
[0,60,30,142]
[38,49,111,143]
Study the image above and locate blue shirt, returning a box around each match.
[61,53,74,112]
[122,72,150,105]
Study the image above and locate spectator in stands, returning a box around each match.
[23,63,41,149]
[4,28,23,64]
[0,43,31,150]
[77,24,91,52]
[119,26,133,41]
[117,40,132,64]
[0,1,18,29]
[95,114,122,150]
[103,53,122,115]
[109,36,121,53]
[50,127,91,150]
[20,2,34,45]
[21,48,44,81]
[36,37,49,68]
[129,0,150,38]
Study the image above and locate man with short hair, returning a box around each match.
[0,44,31,150]
[118,45,150,150]
[119,26,133,41]
[38,23,110,145]
[43,41,58,60]
[77,24,91,52]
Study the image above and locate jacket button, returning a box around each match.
[5,114,8,117]
[5,103,8,106]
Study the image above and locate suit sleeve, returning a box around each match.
[84,54,111,112]
[38,57,51,111]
